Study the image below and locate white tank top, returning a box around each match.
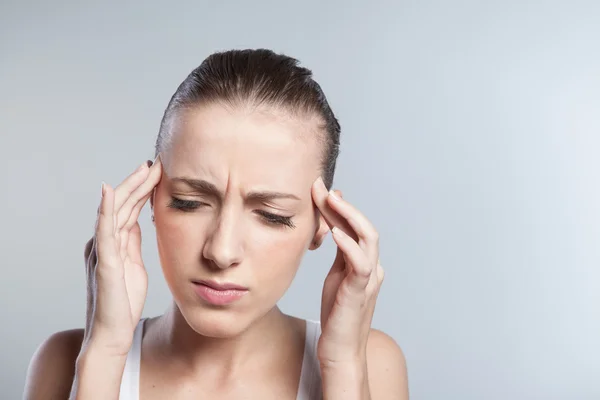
[118,318,323,400]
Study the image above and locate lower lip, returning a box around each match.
[192,283,248,306]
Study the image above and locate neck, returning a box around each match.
[150,302,301,377]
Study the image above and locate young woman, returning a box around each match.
[24,49,408,400]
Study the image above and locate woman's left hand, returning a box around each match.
[311,176,384,372]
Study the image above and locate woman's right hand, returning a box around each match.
[82,155,162,356]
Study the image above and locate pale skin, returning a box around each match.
[23,103,409,399]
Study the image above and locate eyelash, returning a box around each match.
[167,197,296,229]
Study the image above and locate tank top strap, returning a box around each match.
[118,318,145,400]
[296,319,323,400]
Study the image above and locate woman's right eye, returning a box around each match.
[168,197,207,212]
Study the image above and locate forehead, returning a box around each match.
[165,103,323,188]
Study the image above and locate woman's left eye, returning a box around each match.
[256,211,296,229]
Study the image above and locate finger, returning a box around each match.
[123,190,153,230]
[126,224,143,266]
[311,177,357,242]
[331,226,371,291]
[326,190,379,255]
[95,183,119,267]
[376,260,384,284]
[365,262,385,317]
[113,160,152,212]
[119,224,129,261]
[365,260,384,295]
[116,156,162,229]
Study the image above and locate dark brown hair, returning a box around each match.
[155,48,341,190]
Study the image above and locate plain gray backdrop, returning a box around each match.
[1,0,599,399]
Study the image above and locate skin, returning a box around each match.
[23,102,409,399]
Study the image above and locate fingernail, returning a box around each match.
[101,181,106,197]
[146,160,153,168]
[316,177,328,192]
[329,190,341,202]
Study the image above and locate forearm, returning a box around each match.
[70,345,128,400]
[321,363,371,400]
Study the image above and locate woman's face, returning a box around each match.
[152,102,328,337]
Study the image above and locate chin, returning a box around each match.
[178,302,262,338]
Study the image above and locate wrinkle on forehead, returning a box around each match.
[162,103,323,193]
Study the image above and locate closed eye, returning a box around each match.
[169,197,296,229]
[255,210,296,229]
[168,197,207,211]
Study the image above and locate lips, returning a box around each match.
[195,279,248,291]
[192,280,249,306]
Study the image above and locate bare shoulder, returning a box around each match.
[366,328,409,400]
[23,329,85,400]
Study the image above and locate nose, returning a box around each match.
[202,210,244,270]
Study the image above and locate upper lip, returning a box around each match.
[194,279,248,291]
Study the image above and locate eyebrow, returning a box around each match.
[171,177,301,202]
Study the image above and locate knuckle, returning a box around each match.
[121,220,130,231]
[356,264,372,279]
[360,225,378,243]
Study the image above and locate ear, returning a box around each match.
[309,189,342,250]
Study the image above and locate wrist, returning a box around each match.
[76,343,129,370]
[72,347,128,399]
[320,361,371,400]
[318,353,367,376]
[83,328,134,358]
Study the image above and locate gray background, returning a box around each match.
[1,0,599,399]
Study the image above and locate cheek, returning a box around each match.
[154,208,203,278]
[153,184,203,262]
[247,224,313,293]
